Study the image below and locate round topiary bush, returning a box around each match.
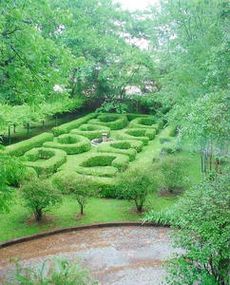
[23,147,67,176]
[43,134,91,155]
[88,113,128,130]
[71,124,110,140]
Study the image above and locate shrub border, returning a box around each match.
[0,222,170,248]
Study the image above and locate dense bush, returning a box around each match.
[165,172,230,285]
[71,124,110,140]
[156,156,188,194]
[4,132,54,157]
[116,168,156,212]
[97,141,137,161]
[52,113,97,136]
[23,147,67,176]
[21,177,61,222]
[5,258,98,285]
[43,134,91,154]
[89,113,128,130]
[0,154,26,212]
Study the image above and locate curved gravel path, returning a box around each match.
[0,226,177,285]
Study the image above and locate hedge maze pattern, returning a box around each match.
[5,113,165,196]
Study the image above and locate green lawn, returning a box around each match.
[0,114,202,243]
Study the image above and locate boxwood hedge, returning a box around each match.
[129,116,162,132]
[88,113,128,130]
[71,124,110,140]
[4,132,54,157]
[43,134,91,155]
[52,113,97,136]
[23,147,67,176]
[126,128,156,140]
[78,153,129,173]
[97,141,138,161]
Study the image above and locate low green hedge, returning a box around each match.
[78,153,129,173]
[115,133,149,145]
[76,166,118,177]
[23,147,67,176]
[126,128,156,140]
[88,113,128,130]
[43,134,91,155]
[4,132,54,157]
[52,113,97,136]
[97,141,138,161]
[129,116,162,133]
[71,124,110,140]
[53,170,116,198]
[110,140,143,152]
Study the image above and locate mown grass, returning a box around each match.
[0,193,175,242]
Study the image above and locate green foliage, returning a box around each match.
[116,168,155,212]
[156,156,188,194]
[96,101,128,113]
[4,132,54,157]
[23,147,67,176]
[89,114,128,130]
[166,172,230,285]
[79,153,129,172]
[21,177,61,222]
[0,154,25,211]
[5,258,98,285]
[53,172,96,215]
[110,140,143,152]
[71,124,110,140]
[97,141,137,161]
[126,128,156,140]
[43,134,91,155]
[52,113,97,136]
[116,132,149,145]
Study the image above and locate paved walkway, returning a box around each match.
[0,226,177,285]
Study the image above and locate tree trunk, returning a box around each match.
[8,125,11,145]
[34,209,42,222]
[80,204,84,215]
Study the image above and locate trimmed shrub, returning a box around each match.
[115,132,149,145]
[52,113,97,136]
[4,132,54,157]
[76,153,129,179]
[126,128,156,140]
[71,124,110,140]
[88,113,128,130]
[129,116,155,128]
[110,140,143,152]
[43,134,91,155]
[97,141,137,161]
[23,147,67,176]
[53,170,116,198]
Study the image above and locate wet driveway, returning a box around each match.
[0,226,176,285]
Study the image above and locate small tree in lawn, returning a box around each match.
[53,172,96,215]
[21,177,61,222]
[116,168,155,212]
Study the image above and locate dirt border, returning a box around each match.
[0,222,170,249]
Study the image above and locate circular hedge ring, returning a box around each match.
[43,134,91,155]
[23,147,67,176]
[70,124,110,140]
[88,114,128,130]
